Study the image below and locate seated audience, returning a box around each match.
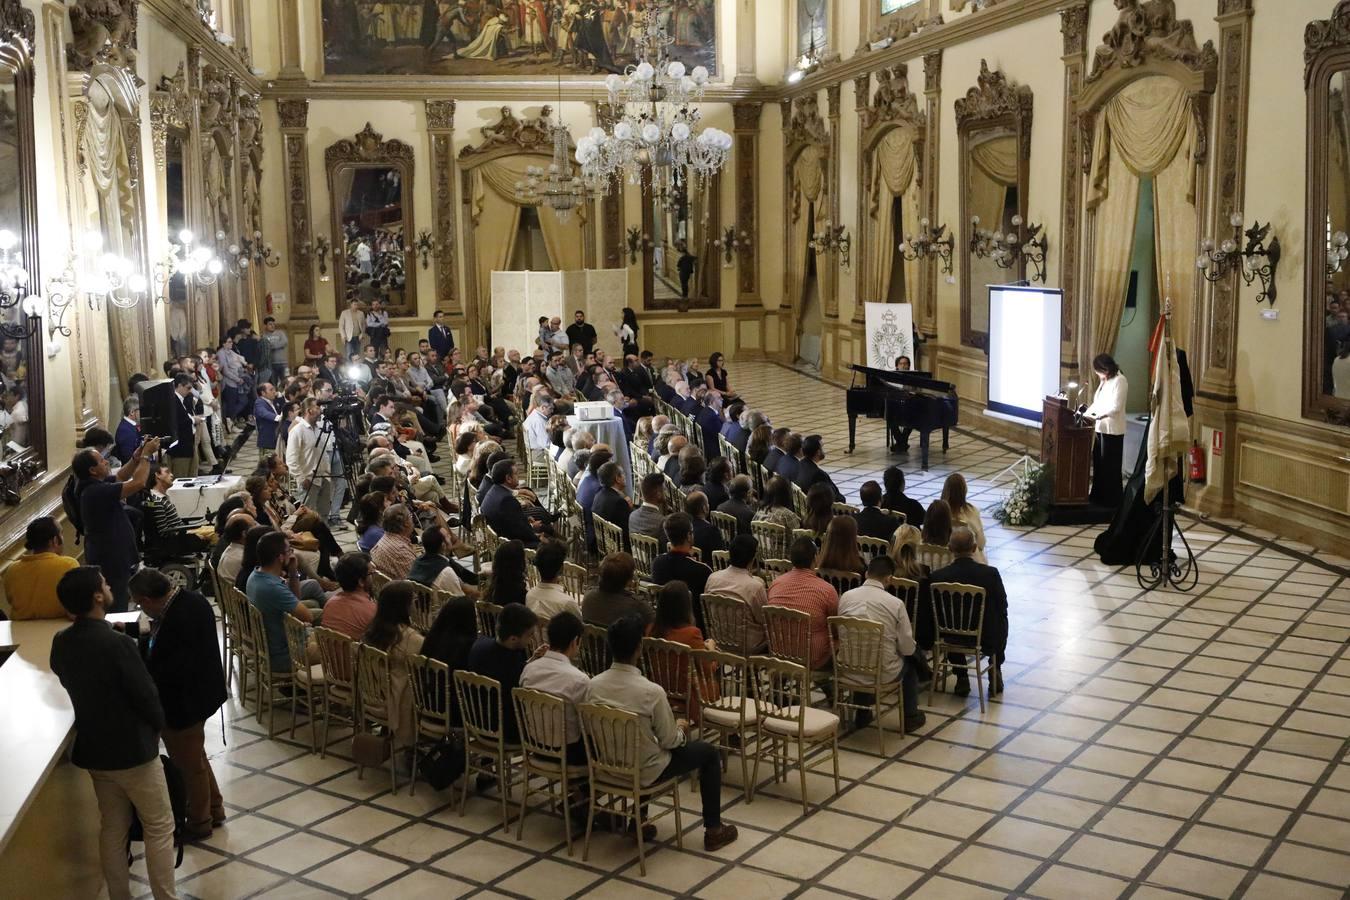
[880,465,925,528]
[582,552,650,626]
[929,528,1007,697]
[765,536,838,671]
[717,474,755,536]
[408,524,479,598]
[837,555,925,732]
[793,434,843,502]
[519,610,590,765]
[629,473,668,544]
[482,459,542,548]
[525,540,581,621]
[922,499,953,547]
[685,491,725,562]
[585,614,739,851]
[481,539,530,607]
[466,602,538,742]
[650,581,718,720]
[370,503,418,579]
[800,482,836,536]
[704,534,769,652]
[246,531,318,672]
[942,473,987,563]
[321,552,378,640]
[855,480,900,542]
[650,513,713,632]
[698,457,731,510]
[362,581,425,754]
[753,475,801,530]
[420,596,479,724]
[3,516,78,619]
[815,515,866,575]
[591,461,632,545]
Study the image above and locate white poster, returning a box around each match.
[864,302,915,369]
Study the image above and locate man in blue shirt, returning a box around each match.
[246,531,317,671]
[73,437,160,613]
[253,382,280,450]
[577,446,613,554]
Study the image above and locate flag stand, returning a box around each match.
[1135,300,1198,592]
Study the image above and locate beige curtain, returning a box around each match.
[863,128,917,303]
[470,169,522,306]
[970,137,1018,186]
[536,208,585,272]
[785,146,825,314]
[1088,76,1197,357]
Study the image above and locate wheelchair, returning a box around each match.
[140,499,212,593]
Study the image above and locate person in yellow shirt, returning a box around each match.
[3,516,78,619]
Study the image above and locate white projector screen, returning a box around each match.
[986,285,1064,424]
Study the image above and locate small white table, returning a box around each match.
[566,413,633,492]
[166,474,243,521]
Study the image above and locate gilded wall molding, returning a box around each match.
[1305,0,1350,85]
[825,85,842,318]
[1086,0,1218,84]
[324,122,414,168]
[919,49,943,336]
[731,101,761,305]
[1057,2,1089,359]
[149,62,190,171]
[954,59,1033,127]
[594,101,624,272]
[424,99,459,315]
[66,0,139,75]
[458,106,557,161]
[278,99,313,315]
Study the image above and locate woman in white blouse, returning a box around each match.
[1083,353,1128,507]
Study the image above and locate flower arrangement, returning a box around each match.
[992,461,1050,527]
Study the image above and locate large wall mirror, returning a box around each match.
[956,61,1031,351]
[327,124,416,317]
[163,128,193,358]
[0,6,45,477]
[643,170,721,310]
[1306,12,1350,424]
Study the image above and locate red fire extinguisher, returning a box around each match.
[1188,441,1206,483]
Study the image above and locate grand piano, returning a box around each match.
[846,364,959,470]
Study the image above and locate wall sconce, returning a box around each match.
[625,226,651,266]
[0,229,58,352]
[1328,229,1348,276]
[80,230,149,308]
[299,236,332,282]
[153,229,221,299]
[1197,212,1281,305]
[712,226,753,267]
[809,223,851,271]
[415,229,442,270]
[969,215,1049,283]
[899,219,955,275]
[222,229,281,275]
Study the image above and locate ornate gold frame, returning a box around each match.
[1304,1,1350,425]
[956,59,1031,350]
[326,123,417,317]
[641,171,722,311]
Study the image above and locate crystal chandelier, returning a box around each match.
[575,0,732,194]
[515,113,600,225]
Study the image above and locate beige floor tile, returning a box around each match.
[976,817,1072,857]
[431,840,535,884]
[743,835,845,880]
[1148,853,1248,898]
[1265,842,1350,888]
[898,800,995,839]
[304,849,409,894]
[787,809,884,848]
[1176,824,1271,867]
[1118,781,1208,819]
[1245,873,1346,900]
[942,845,1042,890]
[1227,773,1311,809]
[496,858,602,899]
[820,855,923,896]
[256,788,355,827]
[1091,807,1185,847]
[1061,834,1159,879]
[1027,864,1130,900]
[862,825,961,864]
[178,860,284,900]
[198,814,293,855]
[692,864,800,900]
[1201,797,1291,837]
[250,882,343,900]
[616,845,723,893]
[244,832,349,874]
[1042,767,1129,802]
[370,821,469,863]
[1011,791,1102,829]
[366,869,477,900]
[310,804,409,844]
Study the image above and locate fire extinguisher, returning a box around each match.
[1188,441,1206,483]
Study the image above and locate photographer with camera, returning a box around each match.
[285,399,333,525]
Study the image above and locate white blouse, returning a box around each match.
[1084,373,1128,436]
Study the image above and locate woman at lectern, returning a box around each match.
[1082,353,1128,507]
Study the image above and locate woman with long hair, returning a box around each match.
[245,475,277,529]
[1083,352,1128,507]
[469,439,502,488]
[234,524,275,592]
[746,424,772,467]
[815,514,865,574]
[753,475,801,530]
[651,580,717,719]
[481,539,528,606]
[303,324,328,368]
[453,430,479,477]
[615,307,639,356]
[887,522,936,658]
[921,499,953,548]
[800,482,835,536]
[362,580,425,750]
[941,473,986,562]
[420,595,479,723]
[356,492,388,554]
[704,351,735,400]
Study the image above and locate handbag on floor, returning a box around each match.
[419,735,466,791]
[351,731,391,768]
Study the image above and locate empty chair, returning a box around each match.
[407,653,454,796]
[750,655,841,814]
[283,614,327,751]
[702,592,750,657]
[578,702,685,876]
[828,616,904,753]
[355,643,401,791]
[630,532,659,580]
[930,582,993,712]
[711,511,738,547]
[312,626,359,758]
[690,648,760,802]
[512,687,586,855]
[454,670,523,830]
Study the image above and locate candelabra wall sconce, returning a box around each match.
[712,226,753,267]
[1197,212,1281,305]
[222,230,281,275]
[415,229,443,270]
[625,226,651,266]
[969,214,1049,283]
[898,219,955,275]
[157,229,222,294]
[300,236,332,282]
[1328,228,1348,276]
[809,223,851,271]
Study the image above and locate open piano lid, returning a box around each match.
[848,363,957,394]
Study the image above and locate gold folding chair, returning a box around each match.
[454,670,524,830]
[475,599,503,639]
[919,542,954,572]
[409,581,443,633]
[313,627,359,759]
[578,702,684,876]
[828,616,904,753]
[717,435,740,475]
[831,501,859,516]
[711,511,738,546]
[283,614,326,751]
[764,604,829,691]
[710,550,730,571]
[218,585,251,700]
[512,687,586,855]
[635,580,661,610]
[930,581,993,712]
[886,577,923,636]
[816,568,863,596]
[630,532,659,580]
[578,623,611,677]
[641,636,695,721]
[594,514,624,558]
[857,536,891,565]
[407,654,454,796]
[355,643,401,791]
[750,520,789,560]
[524,547,539,588]
[790,483,808,517]
[702,592,750,657]
[561,560,588,600]
[370,567,393,595]
[882,509,906,529]
[243,602,296,737]
[751,655,841,814]
[759,558,792,584]
[691,648,761,802]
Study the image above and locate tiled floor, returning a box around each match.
[152,362,1349,899]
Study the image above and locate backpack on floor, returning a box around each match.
[126,754,188,868]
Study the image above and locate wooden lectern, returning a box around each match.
[1042,396,1094,506]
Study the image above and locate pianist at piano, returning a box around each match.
[847,363,960,470]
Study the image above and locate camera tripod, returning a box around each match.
[299,413,364,523]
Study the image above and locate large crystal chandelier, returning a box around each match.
[515,111,600,225]
[575,0,732,193]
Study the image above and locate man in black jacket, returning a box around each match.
[481,459,541,547]
[168,372,198,477]
[50,566,179,900]
[854,480,899,542]
[591,461,632,549]
[763,427,790,475]
[716,474,756,536]
[793,434,843,502]
[880,465,925,529]
[650,513,713,632]
[929,528,1008,697]
[131,568,228,840]
[565,309,598,354]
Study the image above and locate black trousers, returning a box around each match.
[654,740,722,827]
[1090,432,1125,507]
